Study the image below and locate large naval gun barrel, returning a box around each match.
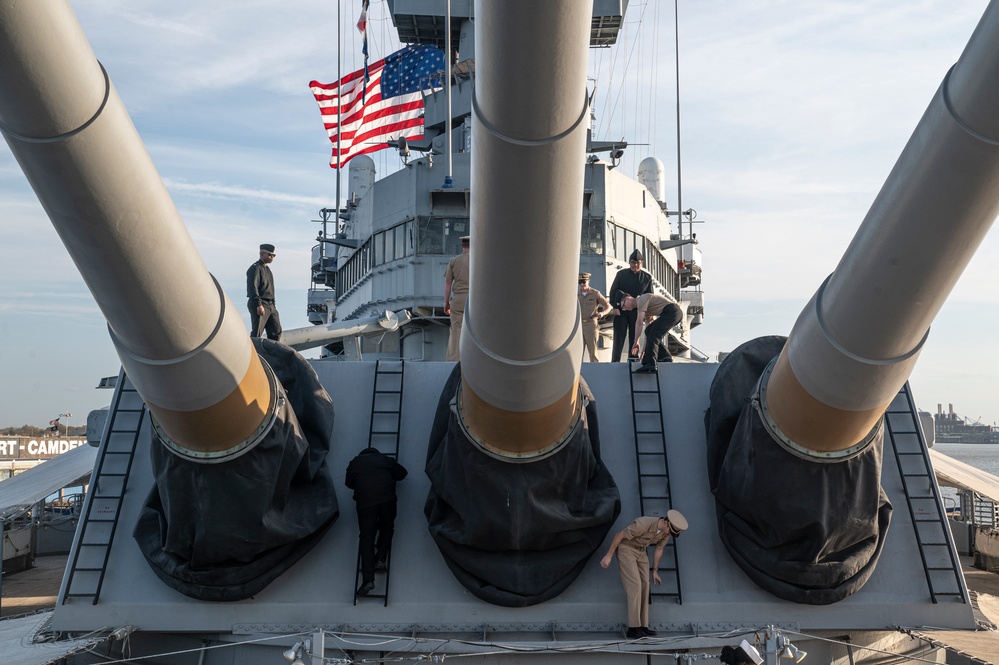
[0,0,337,600]
[424,0,621,606]
[707,1,999,604]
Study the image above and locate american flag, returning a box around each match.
[309,45,444,169]
[48,417,60,432]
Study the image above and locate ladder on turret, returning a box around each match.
[884,382,968,604]
[62,370,145,605]
[628,365,682,605]
[353,359,406,606]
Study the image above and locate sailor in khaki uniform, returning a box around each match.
[577,272,611,362]
[599,509,689,639]
[443,236,470,361]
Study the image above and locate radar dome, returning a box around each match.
[638,157,666,206]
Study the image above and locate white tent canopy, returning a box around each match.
[0,612,108,665]
[930,449,999,504]
[0,445,97,520]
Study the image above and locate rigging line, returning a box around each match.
[601,0,652,144]
[596,6,623,140]
[649,0,662,159]
[783,628,948,665]
[78,631,306,665]
[632,1,643,170]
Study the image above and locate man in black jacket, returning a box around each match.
[345,447,408,595]
[246,243,282,340]
[608,249,653,362]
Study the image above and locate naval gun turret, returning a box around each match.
[424,0,621,606]
[707,0,999,603]
[0,0,338,600]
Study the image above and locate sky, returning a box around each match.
[1,0,997,430]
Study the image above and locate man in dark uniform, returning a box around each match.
[608,249,653,362]
[246,243,282,340]
[345,447,408,595]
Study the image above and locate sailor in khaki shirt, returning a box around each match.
[443,236,470,361]
[618,291,683,373]
[577,272,611,362]
[599,509,688,638]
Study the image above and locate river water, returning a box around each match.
[934,443,999,477]
[932,443,999,511]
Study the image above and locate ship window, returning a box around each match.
[615,225,625,261]
[373,232,384,266]
[581,214,603,255]
[417,217,444,254]
[405,221,414,256]
[394,225,405,259]
[385,230,395,263]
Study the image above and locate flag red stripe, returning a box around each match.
[310,55,425,169]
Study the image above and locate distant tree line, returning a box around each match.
[0,425,87,437]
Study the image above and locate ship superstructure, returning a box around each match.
[307,0,704,362]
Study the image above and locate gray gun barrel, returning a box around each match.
[459,0,591,454]
[765,1,999,454]
[0,0,273,455]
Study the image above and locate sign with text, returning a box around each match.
[0,437,87,460]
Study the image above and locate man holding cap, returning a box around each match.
[247,243,282,341]
[599,509,688,639]
[578,272,611,362]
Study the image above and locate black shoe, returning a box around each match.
[374,560,387,572]
[633,363,657,374]
[625,627,644,639]
[641,627,657,636]
[356,581,375,596]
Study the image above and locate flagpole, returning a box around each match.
[332,0,343,259]
[442,0,453,188]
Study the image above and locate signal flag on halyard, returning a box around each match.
[309,45,444,169]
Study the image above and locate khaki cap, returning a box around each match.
[666,509,688,536]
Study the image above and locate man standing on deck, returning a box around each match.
[619,292,683,373]
[599,509,689,639]
[578,272,612,361]
[444,235,470,361]
[608,249,653,362]
[346,447,408,596]
[246,243,282,340]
